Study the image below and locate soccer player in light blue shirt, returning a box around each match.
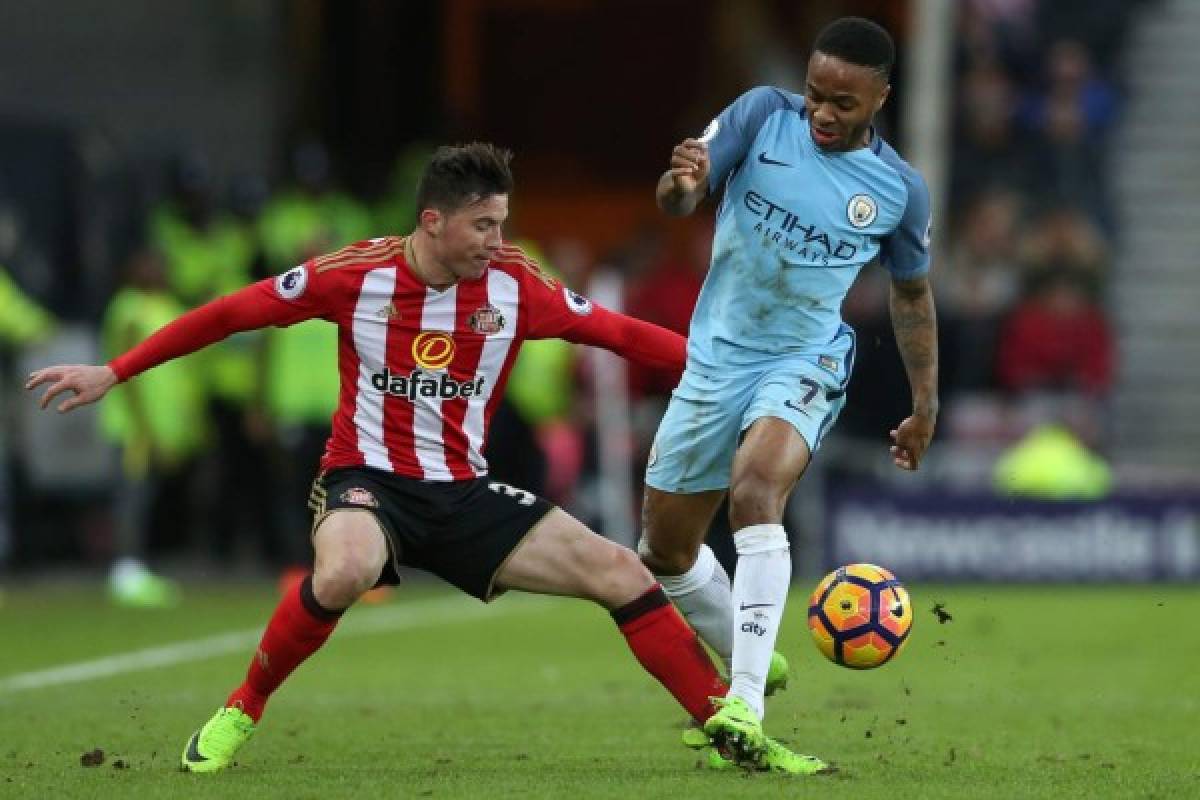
[639,17,939,772]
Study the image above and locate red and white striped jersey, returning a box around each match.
[110,236,686,482]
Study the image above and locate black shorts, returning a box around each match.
[308,466,555,602]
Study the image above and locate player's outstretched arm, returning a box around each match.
[656,138,710,217]
[27,278,315,413]
[26,364,118,413]
[564,306,687,373]
[888,274,939,471]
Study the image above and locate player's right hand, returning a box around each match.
[668,138,710,194]
[25,364,118,413]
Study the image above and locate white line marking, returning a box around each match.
[0,595,534,695]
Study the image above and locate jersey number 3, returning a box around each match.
[488,482,536,506]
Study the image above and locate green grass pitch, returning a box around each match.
[0,581,1197,798]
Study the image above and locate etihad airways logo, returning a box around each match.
[743,189,858,263]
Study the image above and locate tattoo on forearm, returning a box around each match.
[890,284,939,406]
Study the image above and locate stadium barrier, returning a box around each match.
[825,487,1200,581]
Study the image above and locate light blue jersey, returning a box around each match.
[647,86,932,493]
[691,85,931,377]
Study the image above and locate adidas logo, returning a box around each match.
[376,302,401,320]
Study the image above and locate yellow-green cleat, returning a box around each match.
[703,696,766,764]
[684,728,832,775]
[181,707,256,773]
[681,650,785,751]
[755,739,833,776]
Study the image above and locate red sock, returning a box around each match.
[613,585,728,723]
[226,574,341,721]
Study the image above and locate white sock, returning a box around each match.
[654,544,733,675]
[729,524,790,720]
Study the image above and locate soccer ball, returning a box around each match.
[807,563,912,669]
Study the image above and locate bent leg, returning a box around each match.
[495,507,653,608]
[495,509,725,723]
[639,487,725,576]
[726,417,811,720]
[639,487,737,671]
[226,510,389,721]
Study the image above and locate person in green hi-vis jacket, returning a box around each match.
[255,141,372,571]
[99,249,207,607]
[0,266,56,582]
[0,267,55,345]
[150,155,284,565]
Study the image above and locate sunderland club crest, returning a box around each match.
[468,304,506,334]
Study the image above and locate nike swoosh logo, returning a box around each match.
[757,151,790,167]
[739,602,774,611]
[783,399,806,413]
[184,731,208,764]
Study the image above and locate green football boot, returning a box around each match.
[181,707,257,773]
[700,736,832,775]
[702,696,766,763]
[681,723,734,770]
[682,650,787,752]
[755,739,832,775]
[764,651,789,697]
[681,724,710,750]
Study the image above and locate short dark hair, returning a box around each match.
[415,142,513,222]
[813,17,895,79]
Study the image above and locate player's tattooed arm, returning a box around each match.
[888,274,939,470]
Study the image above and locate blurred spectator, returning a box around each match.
[0,265,56,346]
[150,153,276,566]
[252,141,371,567]
[260,315,338,568]
[1034,0,1141,75]
[373,142,435,236]
[0,266,57,573]
[258,139,372,267]
[956,0,1039,86]
[939,190,1023,392]
[994,268,1114,396]
[950,64,1031,203]
[624,223,707,398]
[98,249,205,607]
[151,152,258,305]
[1019,40,1118,230]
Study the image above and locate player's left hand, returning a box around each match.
[25,364,118,413]
[889,413,935,471]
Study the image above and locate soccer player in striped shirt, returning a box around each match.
[28,142,767,774]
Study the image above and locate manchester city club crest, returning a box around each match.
[846,194,878,228]
[468,304,506,334]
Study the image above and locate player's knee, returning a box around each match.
[637,534,697,577]
[729,474,786,528]
[587,542,654,608]
[312,554,379,609]
[312,519,387,607]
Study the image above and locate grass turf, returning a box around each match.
[0,582,1197,798]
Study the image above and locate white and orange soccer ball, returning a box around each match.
[807,563,912,669]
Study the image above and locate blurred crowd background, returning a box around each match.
[1,0,1197,603]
